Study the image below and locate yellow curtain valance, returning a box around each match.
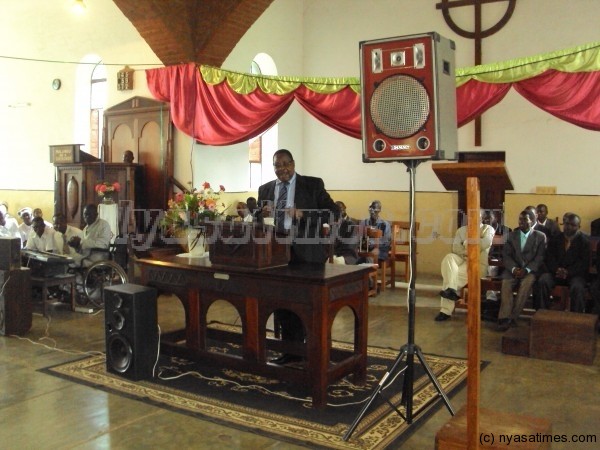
[455,41,600,86]
[199,41,600,93]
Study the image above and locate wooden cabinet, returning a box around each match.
[54,162,141,229]
[102,96,173,213]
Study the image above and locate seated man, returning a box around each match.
[18,207,33,247]
[434,210,494,322]
[589,243,600,319]
[536,212,590,312]
[246,196,258,216]
[0,211,20,239]
[526,205,550,241]
[25,217,56,252]
[236,201,253,222]
[496,210,546,331]
[333,201,359,264]
[68,204,112,267]
[358,200,391,265]
[0,202,20,240]
[52,213,83,257]
[536,203,560,238]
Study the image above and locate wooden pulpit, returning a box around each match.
[431,162,551,449]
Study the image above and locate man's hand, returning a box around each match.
[513,267,526,279]
[556,267,568,280]
[68,236,81,248]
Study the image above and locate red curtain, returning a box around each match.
[513,69,600,131]
[456,79,511,127]
[146,63,600,145]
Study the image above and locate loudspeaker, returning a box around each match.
[104,283,158,381]
[0,268,32,336]
[0,237,21,270]
[359,32,457,162]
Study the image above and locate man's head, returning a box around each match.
[518,209,535,233]
[272,149,295,183]
[18,207,33,226]
[525,205,537,221]
[246,197,257,212]
[562,212,580,238]
[33,208,43,218]
[335,201,347,217]
[368,201,382,221]
[236,202,249,218]
[123,150,134,163]
[32,216,46,237]
[0,202,8,216]
[52,213,68,234]
[0,211,5,227]
[536,204,548,222]
[82,204,98,226]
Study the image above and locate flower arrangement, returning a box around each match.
[161,181,226,231]
[95,181,121,197]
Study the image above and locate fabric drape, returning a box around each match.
[145,42,600,144]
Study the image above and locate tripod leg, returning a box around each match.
[343,347,408,441]
[400,346,416,423]
[415,346,455,416]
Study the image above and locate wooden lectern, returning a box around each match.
[432,162,551,449]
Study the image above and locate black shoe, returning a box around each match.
[496,319,511,332]
[439,288,460,301]
[270,354,302,365]
[434,312,451,322]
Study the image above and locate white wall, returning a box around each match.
[0,0,160,191]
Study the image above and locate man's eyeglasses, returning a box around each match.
[273,161,294,169]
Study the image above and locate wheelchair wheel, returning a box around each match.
[83,261,128,309]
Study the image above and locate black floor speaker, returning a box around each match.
[0,268,32,336]
[0,237,21,271]
[104,283,158,381]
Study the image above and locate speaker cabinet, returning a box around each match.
[104,284,158,381]
[0,237,21,271]
[0,268,32,336]
[360,32,457,162]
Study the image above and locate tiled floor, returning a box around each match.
[1,273,599,449]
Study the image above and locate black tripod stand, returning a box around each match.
[343,160,455,441]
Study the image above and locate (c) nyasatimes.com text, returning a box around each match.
[480,432,597,446]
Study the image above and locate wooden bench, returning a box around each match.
[530,309,597,365]
[31,274,76,317]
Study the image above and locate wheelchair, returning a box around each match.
[71,246,128,309]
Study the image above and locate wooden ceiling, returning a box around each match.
[112,0,275,67]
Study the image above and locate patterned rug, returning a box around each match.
[42,330,470,449]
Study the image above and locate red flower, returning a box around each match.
[112,182,121,192]
[202,181,211,189]
[219,185,225,192]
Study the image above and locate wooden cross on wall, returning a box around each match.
[436,0,517,146]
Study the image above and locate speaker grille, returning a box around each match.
[369,74,430,139]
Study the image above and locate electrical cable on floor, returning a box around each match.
[10,306,104,357]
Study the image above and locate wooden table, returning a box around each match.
[30,273,76,317]
[137,255,371,408]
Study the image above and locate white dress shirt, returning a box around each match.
[25,227,57,252]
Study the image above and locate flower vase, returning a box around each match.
[187,227,207,257]
[102,196,114,204]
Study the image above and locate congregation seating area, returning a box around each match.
[457,233,599,316]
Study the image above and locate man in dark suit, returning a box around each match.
[257,149,339,364]
[537,212,590,312]
[497,209,546,331]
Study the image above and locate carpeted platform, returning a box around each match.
[42,337,470,449]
